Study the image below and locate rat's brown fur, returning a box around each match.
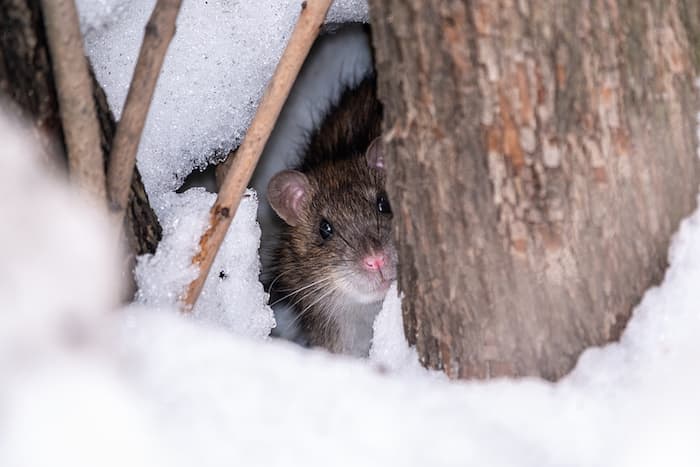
[268,77,395,356]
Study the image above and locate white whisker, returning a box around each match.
[270,276,333,306]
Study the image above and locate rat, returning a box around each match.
[266,76,397,357]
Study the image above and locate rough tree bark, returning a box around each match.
[369,0,700,380]
[0,0,64,168]
[0,0,162,287]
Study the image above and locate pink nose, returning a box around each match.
[363,254,386,271]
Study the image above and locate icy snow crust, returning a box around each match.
[76,0,369,206]
[2,111,700,467]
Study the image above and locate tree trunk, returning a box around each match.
[0,0,162,291]
[369,0,700,380]
[0,0,64,169]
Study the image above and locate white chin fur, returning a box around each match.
[349,288,389,305]
[334,271,392,305]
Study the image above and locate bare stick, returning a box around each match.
[107,0,183,223]
[182,0,333,310]
[41,0,106,202]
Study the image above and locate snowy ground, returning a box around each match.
[1,1,699,466]
[2,110,700,466]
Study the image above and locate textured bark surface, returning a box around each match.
[92,68,162,263]
[369,0,700,380]
[0,0,64,168]
[0,0,162,283]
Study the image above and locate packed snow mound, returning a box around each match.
[76,0,369,205]
[2,109,700,467]
[369,284,429,376]
[134,188,275,338]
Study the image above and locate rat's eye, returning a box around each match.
[319,218,333,240]
[377,192,392,214]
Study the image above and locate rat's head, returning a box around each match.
[268,140,396,305]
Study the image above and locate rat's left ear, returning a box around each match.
[267,170,310,227]
[365,137,384,170]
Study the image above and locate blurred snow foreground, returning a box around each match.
[3,120,700,467]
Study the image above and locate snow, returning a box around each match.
[134,188,275,337]
[0,114,158,467]
[0,115,120,359]
[369,284,428,376]
[2,107,700,467]
[76,0,369,206]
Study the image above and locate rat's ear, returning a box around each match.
[365,137,384,170]
[267,170,310,226]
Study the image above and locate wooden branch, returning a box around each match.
[182,0,333,310]
[41,0,106,202]
[107,0,182,223]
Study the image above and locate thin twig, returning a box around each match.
[107,0,183,223]
[182,0,334,311]
[41,0,106,202]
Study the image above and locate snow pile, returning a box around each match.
[76,0,369,204]
[369,284,427,375]
[134,188,274,337]
[2,108,700,466]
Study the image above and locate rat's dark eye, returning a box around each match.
[319,218,333,240]
[377,192,392,214]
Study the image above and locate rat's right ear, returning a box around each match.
[366,137,384,170]
[267,170,310,227]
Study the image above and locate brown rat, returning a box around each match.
[266,77,396,357]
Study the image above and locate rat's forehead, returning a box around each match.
[307,181,369,221]
[304,159,385,216]
[310,159,382,189]
[320,172,380,205]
